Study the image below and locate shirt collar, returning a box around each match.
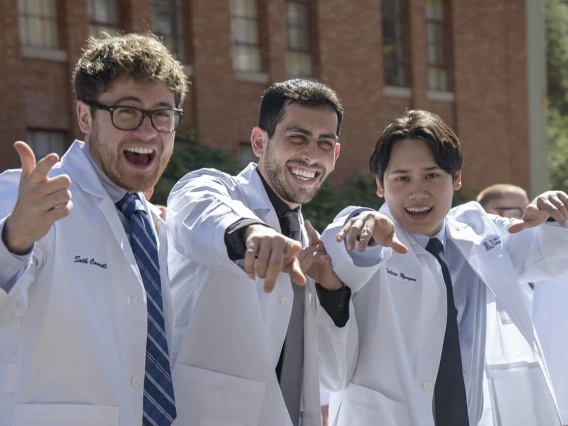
[256,168,300,218]
[410,220,447,252]
[83,144,127,203]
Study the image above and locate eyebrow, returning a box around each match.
[390,166,441,174]
[112,96,174,109]
[283,126,338,140]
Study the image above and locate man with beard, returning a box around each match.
[0,33,187,426]
[167,79,354,426]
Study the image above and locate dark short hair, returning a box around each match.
[73,32,188,107]
[259,79,343,138]
[370,110,463,183]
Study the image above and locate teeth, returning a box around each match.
[125,147,154,155]
[290,168,316,180]
[406,206,432,213]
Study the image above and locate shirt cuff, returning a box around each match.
[316,283,351,328]
[224,218,270,260]
[0,221,32,292]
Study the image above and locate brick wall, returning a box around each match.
[0,0,531,195]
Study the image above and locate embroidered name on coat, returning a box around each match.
[482,236,502,251]
[387,267,417,282]
[74,256,108,269]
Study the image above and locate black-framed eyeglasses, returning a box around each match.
[494,206,525,219]
[81,99,183,133]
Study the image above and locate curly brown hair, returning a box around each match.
[73,32,188,107]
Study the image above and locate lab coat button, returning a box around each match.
[462,367,467,373]
[280,296,291,306]
[132,294,144,305]
[436,314,446,323]
[422,381,433,391]
[131,376,143,388]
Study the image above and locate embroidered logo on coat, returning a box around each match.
[386,267,417,282]
[482,236,502,251]
[74,256,108,269]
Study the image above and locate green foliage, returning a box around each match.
[302,175,384,233]
[152,125,241,205]
[547,0,568,191]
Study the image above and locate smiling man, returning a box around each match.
[316,110,568,426]
[166,79,345,426]
[0,33,187,426]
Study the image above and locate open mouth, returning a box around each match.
[288,166,321,183]
[123,146,156,168]
[405,206,433,218]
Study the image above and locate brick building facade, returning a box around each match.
[0,0,533,194]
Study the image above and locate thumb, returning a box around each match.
[286,239,302,256]
[14,141,36,179]
[507,221,527,234]
[304,220,321,246]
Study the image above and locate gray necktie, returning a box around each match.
[279,211,305,426]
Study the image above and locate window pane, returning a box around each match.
[287,27,309,50]
[385,63,404,87]
[233,45,261,72]
[18,0,59,48]
[287,3,308,26]
[428,68,447,91]
[381,0,400,15]
[426,0,444,20]
[287,51,312,77]
[232,18,259,44]
[27,131,66,159]
[382,18,400,41]
[232,0,257,18]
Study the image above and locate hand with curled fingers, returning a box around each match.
[2,142,73,255]
[243,223,306,293]
[299,220,344,291]
[336,210,408,254]
[508,190,568,234]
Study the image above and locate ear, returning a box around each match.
[453,170,462,191]
[334,143,341,161]
[376,176,385,198]
[77,101,93,134]
[251,127,268,158]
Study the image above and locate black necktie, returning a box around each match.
[278,211,305,426]
[425,238,469,426]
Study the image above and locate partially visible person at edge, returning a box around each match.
[479,183,568,426]
[166,79,355,426]
[315,110,568,426]
[0,32,187,426]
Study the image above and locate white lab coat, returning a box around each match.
[318,202,567,426]
[0,141,173,426]
[533,271,568,424]
[167,163,332,426]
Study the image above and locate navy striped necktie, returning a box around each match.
[116,193,177,426]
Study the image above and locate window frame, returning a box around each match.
[231,0,263,73]
[285,0,314,78]
[381,0,411,88]
[18,0,61,49]
[87,0,123,37]
[425,0,453,92]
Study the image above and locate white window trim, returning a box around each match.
[427,90,455,102]
[235,71,270,84]
[22,46,67,62]
[383,86,412,98]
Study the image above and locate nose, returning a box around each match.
[302,140,319,163]
[132,115,157,140]
[409,180,428,199]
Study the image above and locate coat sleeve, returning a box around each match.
[316,206,392,392]
[0,170,48,326]
[167,169,267,274]
[496,215,568,283]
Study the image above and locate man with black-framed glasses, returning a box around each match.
[0,32,187,426]
[477,184,529,219]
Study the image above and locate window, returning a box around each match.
[27,130,66,159]
[87,0,121,37]
[231,0,262,73]
[426,0,452,91]
[286,0,312,78]
[18,0,59,49]
[381,0,410,87]
[152,0,185,61]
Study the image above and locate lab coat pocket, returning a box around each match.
[13,404,119,426]
[486,361,560,426]
[174,364,266,426]
[336,383,406,426]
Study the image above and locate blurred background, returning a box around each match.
[1,0,566,229]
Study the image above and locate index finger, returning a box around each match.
[304,220,320,246]
[28,152,60,184]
